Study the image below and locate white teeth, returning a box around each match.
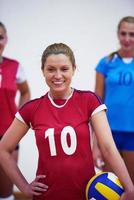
[53,81,63,84]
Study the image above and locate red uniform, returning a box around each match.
[16,89,106,200]
[0,57,26,136]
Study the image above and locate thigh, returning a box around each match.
[122,151,134,184]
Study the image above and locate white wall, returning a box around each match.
[0,0,134,191]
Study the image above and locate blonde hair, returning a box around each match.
[118,16,134,30]
[107,16,134,61]
[41,43,76,70]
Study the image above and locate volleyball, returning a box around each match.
[85,172,124,200]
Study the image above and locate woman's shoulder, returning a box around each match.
[105,51,121,64]
[19,94,47,111]
[74,89,101,101]
[16,95,48,125]
[96,52,119,74]
[74,89,104,111]
[3,56,19,65]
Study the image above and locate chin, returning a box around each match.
[54,88,65,93]
[122,47,132,52]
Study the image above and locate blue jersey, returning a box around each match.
[96,53,134,132]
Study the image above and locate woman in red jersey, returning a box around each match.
[0,22,30,200]
[0,43,134,200]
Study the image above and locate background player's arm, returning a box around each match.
[17,81,30,108]
[95,72,105,99]
[91,110,134,199]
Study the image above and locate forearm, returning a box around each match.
[92,132,105,169]
[0,150,29,194]
[101,143,134,191]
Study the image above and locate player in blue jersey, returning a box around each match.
[0,43,134,200]
[92,16,134,184]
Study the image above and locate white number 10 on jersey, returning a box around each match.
[45,126,77,156]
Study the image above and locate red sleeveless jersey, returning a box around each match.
[0,57,25,136]
[16,89,106,200]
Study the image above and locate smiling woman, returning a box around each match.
[92,16,134,186]
[42,56,75,99]
[0,43,134,200]
[0,22,30,200]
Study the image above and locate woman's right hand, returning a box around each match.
[24,175,48,197]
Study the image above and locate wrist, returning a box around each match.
[125,185,134,192]
[21,183,32,197]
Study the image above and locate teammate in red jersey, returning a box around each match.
[0,22,30,200]
[0,43,134,200]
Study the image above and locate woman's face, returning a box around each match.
[42,54,75,99]
[0,26,7,56]
[118,21,134,53]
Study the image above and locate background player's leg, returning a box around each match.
[0,150,18,199]
[122,151,134,184]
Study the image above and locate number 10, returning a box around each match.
[45,126,77,156]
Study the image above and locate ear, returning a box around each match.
[41,68,45,77]
[72,66,76,76]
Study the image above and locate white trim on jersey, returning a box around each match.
[16,64,26,83]
[48,88,74,108]
[122,57,133,64]
[15,112,32,128]
[15,112,26,124]
[91,104,107,116]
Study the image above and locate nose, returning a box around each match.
[125,33,131,42]
[54,70,62,79]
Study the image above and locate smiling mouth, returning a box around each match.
[122,43,131,48]
[53,81,64,85]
